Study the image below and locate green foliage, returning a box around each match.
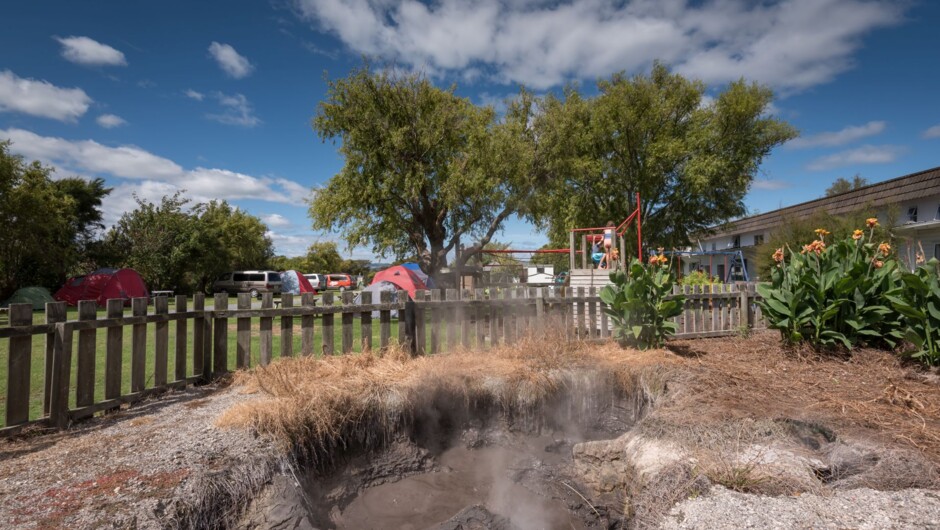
[680,270,720,287]
[530,63,797,254]
[0,141,110,297]
[310,65,537,277]
[890,259,940,366]
[599,259,685,349]
[825,174,869,197]
[753,208,895,280]
[105,195,273,294]
[757,227,905,350]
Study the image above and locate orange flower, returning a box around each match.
[803,239,826,255]
[814,228,830,237]
[772,248,784,263]
[852,229,864,240]
[866,217,879,229]
[916,251,926,265]
[872,259,884,269]
[878,242,891,256]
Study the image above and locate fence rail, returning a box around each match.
[0,284,763,435]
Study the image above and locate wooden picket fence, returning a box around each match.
[0,284,763,435]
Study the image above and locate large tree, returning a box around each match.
[530,64,797,254]
[825,175,869,197]
[188,200,273,291]
[309,66,537,278]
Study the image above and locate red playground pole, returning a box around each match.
[635,191,643,263]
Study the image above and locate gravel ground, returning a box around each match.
[662,486,940,530]
[0,383,276,529]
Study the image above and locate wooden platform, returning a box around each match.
[569,268,615,291]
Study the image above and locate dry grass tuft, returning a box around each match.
[217,331,678,468]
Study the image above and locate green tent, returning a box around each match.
[1,286,56,311]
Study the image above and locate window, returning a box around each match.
[754,234,764,246]
[908,206,918,223]
[732,235,741,248]
[267,272,280,281]
[711,242,716,251]
[936,204,940,220]
[935,244,940,260]
[233,273,247,282]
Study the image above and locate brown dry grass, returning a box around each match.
[664,331,940,461]
[217,329,677,457]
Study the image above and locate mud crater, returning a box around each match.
[240,369,652,529]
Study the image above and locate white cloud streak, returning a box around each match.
[294,0,904,91]
[806,144,905,171]
[55,36,127,67]
[0,128,308,226]
[96,114,127,128]
[923,125,940,139]
[262,214,292,227]
[184,89,205,101]
[751,179,790,191]
[787,121,886,149]
[207,92,261,127]
[208,42,255,78]
[0,70,92,122]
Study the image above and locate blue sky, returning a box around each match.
[1,0,938,260]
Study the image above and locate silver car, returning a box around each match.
[212,271,282,298]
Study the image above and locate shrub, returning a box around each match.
[600,256,685,349]
[890,258,940,366]
[757,222,905,349]
[680,270,720,288]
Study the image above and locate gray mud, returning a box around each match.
[336,434,586,530]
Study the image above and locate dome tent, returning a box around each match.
[370,265,428,299]
[354,281,401,318]
[401,262,435,288]
[1,286,55,311]
[54,268,149,307]
[279,270,317,295]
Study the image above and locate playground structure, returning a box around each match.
[478,192,644,273]
[651,249,750,283]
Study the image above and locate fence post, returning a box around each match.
[398,290,408,346]
[403,294,417,356]
[260,293,273,365]
[214,293,229,374]
[174,295,188,381]
[301,292,316,356]
[237,293,251,368]
[739,284,749,329]
[50,321,73,429]
[154,296,169,387]
[131,297,148,393]
[414,289,427,356]
[6,304,33,426]
[321,292,335,355]
[341,291,354,354]
[76,300,97,407]
[105,299,124,399]
[44,302,67,415]
[281,293,295,358]
[361,291,373,352]
[379,290,392,349]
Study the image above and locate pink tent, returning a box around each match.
[54,268,149,307]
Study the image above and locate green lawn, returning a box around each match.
[0,301,403,428]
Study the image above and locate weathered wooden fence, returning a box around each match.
[0,284,763,435]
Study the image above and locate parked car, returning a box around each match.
[212,271,282,298]
[325,273,353,291]
[303,273,325,290]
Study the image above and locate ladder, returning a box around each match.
[725,250,749,283]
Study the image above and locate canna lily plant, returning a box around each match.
[757,220,905,349]
[600,253,685,350]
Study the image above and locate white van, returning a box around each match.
[212,271,282,298]
[303,273,325,290]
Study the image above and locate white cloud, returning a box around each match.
[207,92,261,127]
[806,144,905,171]
[788,121,886,149]
[923,125,940,139]
[184,89,205,101]
[208,42,255,78]
[0,127,309,226]
[262,213,292,227]
[0,70,92,122]
[96,114,127,128]
[266,231,316,257]
[55,36,127,67]
[294,0,904,91]
[751,179,790,191]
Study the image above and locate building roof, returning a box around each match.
[713,166,940,236]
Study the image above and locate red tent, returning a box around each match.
[54,268,149,307]
[370,265,428,298]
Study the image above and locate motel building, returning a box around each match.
[685,166,940,283]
